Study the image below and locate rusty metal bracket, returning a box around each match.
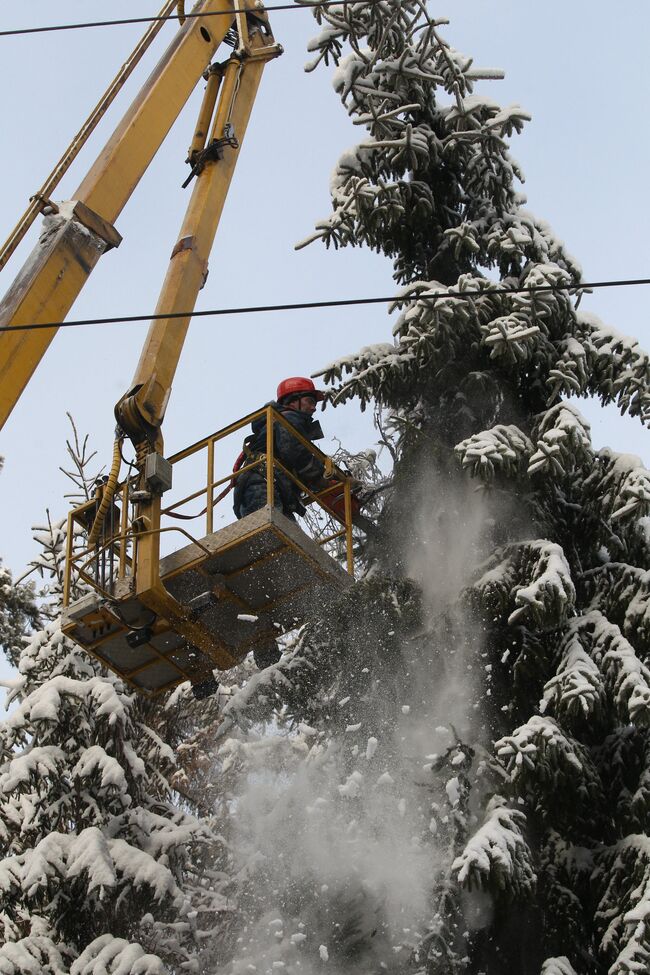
[171,235,195,258]
[68,200,123,251]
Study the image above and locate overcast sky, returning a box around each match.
[1,1,649,635]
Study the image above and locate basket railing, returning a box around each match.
[63,405,355,606]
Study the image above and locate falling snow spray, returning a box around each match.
[213,460,500,973]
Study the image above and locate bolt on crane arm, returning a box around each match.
[0,0,244,431]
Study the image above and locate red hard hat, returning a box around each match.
[276,377,325,402]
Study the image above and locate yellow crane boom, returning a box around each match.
[116,19,280,451]
[0,0,279,431]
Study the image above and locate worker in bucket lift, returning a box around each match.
[192,379,325,699]
[192,380,327,700]
[233,377,327,522]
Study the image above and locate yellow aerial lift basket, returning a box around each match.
[61,405,356,696]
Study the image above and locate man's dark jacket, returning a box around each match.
[233,402,325,519]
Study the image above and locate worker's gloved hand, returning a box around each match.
[343,470,365,494]
[352,484,374,506]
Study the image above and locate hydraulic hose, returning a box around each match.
[88,438,122,548]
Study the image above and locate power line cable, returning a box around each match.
[0,1,384,38]
[1,277,649,334]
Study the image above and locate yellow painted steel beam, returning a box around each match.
[0,0,238,431]
[117,36,279,445]
[344,479,354,575]
[74,0,239,222]
[266,404,275,507]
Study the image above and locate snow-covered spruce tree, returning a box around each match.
[0,458,39,667]
[213,4,650,974]
[0,558,39,670]
[0,434,230,974]
[306,3,650,972]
